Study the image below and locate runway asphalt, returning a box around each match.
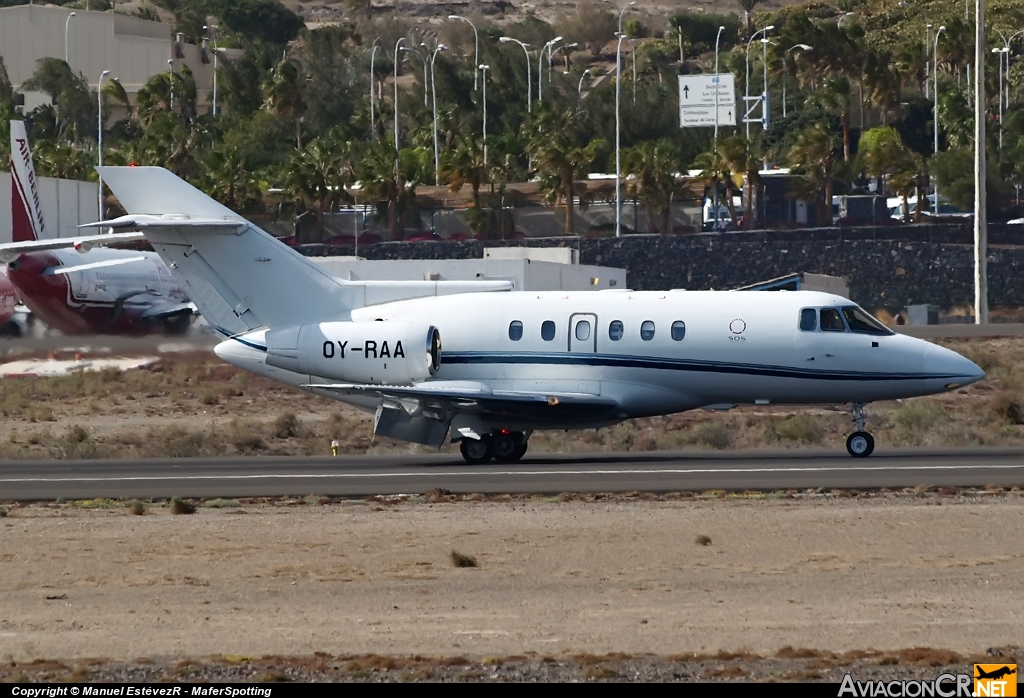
[1,448,1023,500]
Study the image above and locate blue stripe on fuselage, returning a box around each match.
[441,351,955,382]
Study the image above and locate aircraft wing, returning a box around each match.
[305,380,621,421]
[0,232,148,262]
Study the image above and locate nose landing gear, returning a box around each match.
[846,402,875,458]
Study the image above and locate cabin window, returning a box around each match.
[541,320,556,341]
[671,321,686,341]
[641,321,656,341]
[800,308,817,331]
[820,308,846,332]
[609,320,624,341]
[841,306,894,336]
[575,320,591,341]
[508,321,523,341]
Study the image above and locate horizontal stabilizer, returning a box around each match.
[79,214,245,231]
[0,232,147,262]
[42,255,148,276]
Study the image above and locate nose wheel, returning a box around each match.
[846,403,875,457]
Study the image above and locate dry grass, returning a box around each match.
[170,497,196,515]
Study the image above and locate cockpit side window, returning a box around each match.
[820,308,846,332]
[799,308,817,331]
[841,306,894,336]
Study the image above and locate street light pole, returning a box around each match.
[401,45,429,107]
[974,0,987,324]
[933,25,946,215]
[537,36,563,102]
[97,69,110,222]
[714,25,725,232]
[394,37,406,163]
[993,47,1007,154]
[616,32,626,238]
[447,15,478,91]
[431,45,447,186]
[167,59,174,112]
[499,37,531,113]
[479,64,489,167]
[783,44,812,118]
[744,25,773,139]
[204,25,219,116]
[370,41,380,141]
[576,68,591,107]
[550,42,577,84]
[64,12,75,64]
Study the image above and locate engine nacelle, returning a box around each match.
[264,321,441,384]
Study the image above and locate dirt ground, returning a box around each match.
[1,492,1022,669]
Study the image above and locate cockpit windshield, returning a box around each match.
[841,306,894,336]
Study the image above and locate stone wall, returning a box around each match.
[297,222,1024,309]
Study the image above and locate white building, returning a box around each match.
[0,5,224,115]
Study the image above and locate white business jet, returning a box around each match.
[93,166,984,462]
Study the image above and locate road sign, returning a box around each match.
[680,105,736,128]
[678,74,736,106]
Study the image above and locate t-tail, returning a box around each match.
[10,120,45,242]
[94,166,512,337]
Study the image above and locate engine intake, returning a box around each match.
[264,321,441,384]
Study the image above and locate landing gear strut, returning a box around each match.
[459,431,528,464]
[846,402,875,458]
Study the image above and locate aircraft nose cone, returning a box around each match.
[924,342,985,387]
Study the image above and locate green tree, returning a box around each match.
[200,143,266,213]
[622,139,685,233]
[21,58,94,143]
[284,133,356,242]
[787,121,841,225]
[858,126,922,222]
[439,135,487,210]
[527,108,604,235]
[264,60,306,150]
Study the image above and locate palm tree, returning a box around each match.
[201,144,266,213]
[264,60,306,150]
[284,134,354,242]
[622,139,685,234]
[527,109,604,235]
[439,135,487,209]
[859,126,922,222]
[788,121,841,225]
[692,134,745,229]
[812,73,854,162]
[737,0,763,38]
[357,138,406,240]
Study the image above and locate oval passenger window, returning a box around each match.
[508,321,523,341]
[575,320,591,341]
[641,321,655,341]
[541,320,556,341]
[609,320,624,341]
[671,321,685,341]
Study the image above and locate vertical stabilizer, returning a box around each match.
[10,121,45,242]
[97,166,355,335]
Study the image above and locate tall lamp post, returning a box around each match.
[97,69,110,222]
[204,24,219,115]
[537,36,563,102]
[479,64,489,167]
[447,15,479,91]
[167,59,174,112]
[499,37,532,113]
[430,45,447,186]
[401,45,429,106]
[550,42,577,83]
[370,40,380,140]
[64,12,76,64]
[744,25,773,139]
[713,25,725,232]
[576,68,591,107]
[993,46,1008,154]
[615,32,627,238]
[933,25,946,215]
[783,44,812,118]
[394,37,406,162]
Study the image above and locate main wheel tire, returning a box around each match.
[460,437,493,465]
[846,431,875,458]
[493,432,527,463]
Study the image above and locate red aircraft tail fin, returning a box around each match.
[10,120,45,243]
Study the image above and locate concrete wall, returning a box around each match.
[298,227,1024,309]
[0,171,100,242]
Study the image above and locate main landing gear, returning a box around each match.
[459,431,529,464]
[846,402,875,458]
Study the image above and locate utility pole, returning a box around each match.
[974,0,988,324]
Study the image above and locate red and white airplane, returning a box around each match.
[3,121,193,335]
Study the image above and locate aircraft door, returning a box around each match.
[568,313,597,352]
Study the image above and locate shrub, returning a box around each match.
[170,497,196,515]
[889,402,947,431]
[199,390,220,406]
[127,500,145,516]
[771,416,824,444]
[694,534,712,546]
[689,421,733,449]
[450,550,478,568]
[273,412,300,439]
